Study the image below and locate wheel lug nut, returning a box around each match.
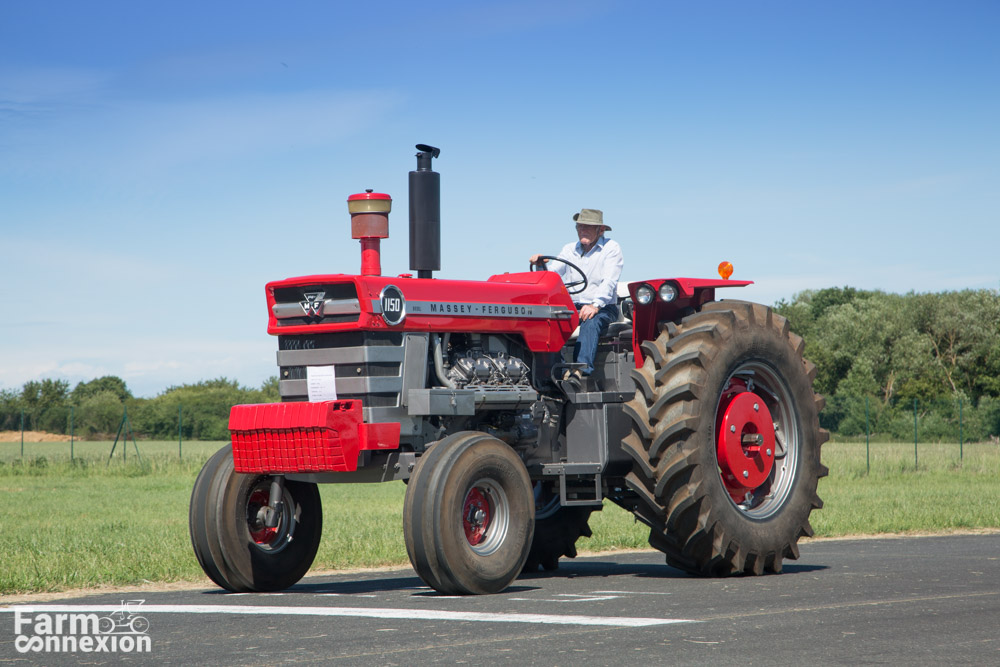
[753,403,759,411]
[766,448,772,457]
[730,425,736,433]
[743,470,749,478]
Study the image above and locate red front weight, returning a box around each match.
[716,391,776,495]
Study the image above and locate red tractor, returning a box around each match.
[189,145,827,595]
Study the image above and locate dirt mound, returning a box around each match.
[0,430,73,442]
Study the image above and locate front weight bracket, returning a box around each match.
[263,475,286,528]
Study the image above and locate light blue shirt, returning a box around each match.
[553,235,624,309]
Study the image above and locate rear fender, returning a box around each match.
[627,278,752,366]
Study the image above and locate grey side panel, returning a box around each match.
[408,388,476,416]
[407,388,539,415]
[277,346,404,367]
[560,390,632,472]
[400,334,429,407]
[279,377,403,396]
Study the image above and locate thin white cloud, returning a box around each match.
[0,65,109,107]
[1,89,404,177]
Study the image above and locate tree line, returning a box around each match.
[2,287,998,442]
[0,376,278,441]
[774,287,1000,440]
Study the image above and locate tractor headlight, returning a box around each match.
[658,282,678,302]
[636,284,655,305]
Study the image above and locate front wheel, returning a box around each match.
[189,445,323,592]
[403,431,534,594]
[622,301,828,575]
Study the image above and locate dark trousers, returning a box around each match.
[573,303,619,375]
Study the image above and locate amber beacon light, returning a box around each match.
[718,261,734,280]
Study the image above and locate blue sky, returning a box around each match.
[2,1,998,398]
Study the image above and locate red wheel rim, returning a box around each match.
[716,385,776,501]
[463,487,491,546]
[247,488,279,546]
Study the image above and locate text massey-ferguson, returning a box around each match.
[189,145,827,595]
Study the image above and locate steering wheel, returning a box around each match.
[530,255,588,295]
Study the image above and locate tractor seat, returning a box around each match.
[604,321,633,340]
[566,283,633,342]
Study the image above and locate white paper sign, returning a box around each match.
[306,365,338,402]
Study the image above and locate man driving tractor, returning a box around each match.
[530,208,624,384]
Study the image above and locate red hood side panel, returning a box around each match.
[266,271,578,353]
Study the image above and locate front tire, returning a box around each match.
[622,301,828,575]
[404,431,534,594]
[189,445,323,592]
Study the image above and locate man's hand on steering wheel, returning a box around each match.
[528,255,588,295]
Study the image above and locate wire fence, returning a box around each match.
[818,395,1000,473]
[5,397,999,472]
[6,404,186,463]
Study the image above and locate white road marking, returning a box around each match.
[592,590,674,595]
[556,598,620,602]
[0,604,695,628]
[511,594,622,602]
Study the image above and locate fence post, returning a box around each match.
[865,397,870,474]
[913,398,918,469]
[959,398,963,462]
[179,404,183,460]
[70,406,74,461]
[20,408,24,457]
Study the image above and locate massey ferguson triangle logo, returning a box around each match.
[299,291,325,317]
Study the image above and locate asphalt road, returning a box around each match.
[2,534,999,666]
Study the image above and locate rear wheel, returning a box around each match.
[622,301,828,575]
[404,431,534,594]
[189,445,323,591]
[523,483,595,572]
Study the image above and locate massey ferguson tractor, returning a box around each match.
[189,145,828,595]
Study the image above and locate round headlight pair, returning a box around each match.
[635,282,678,305]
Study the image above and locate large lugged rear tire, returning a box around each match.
[189,445,323,592]
[403,431,534,594]
[622,301,828,575]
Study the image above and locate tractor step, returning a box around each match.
[541,463,604,506]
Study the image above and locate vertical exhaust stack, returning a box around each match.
[409,144,440,279]
[348,189,392,276]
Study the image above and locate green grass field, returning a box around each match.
[2,439,998,596]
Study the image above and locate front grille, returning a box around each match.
[284,362,401,380]
[278,332,403,350]
[272,282,361,327]
[276,331,405,408]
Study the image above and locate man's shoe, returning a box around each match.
[561,368,585,389]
